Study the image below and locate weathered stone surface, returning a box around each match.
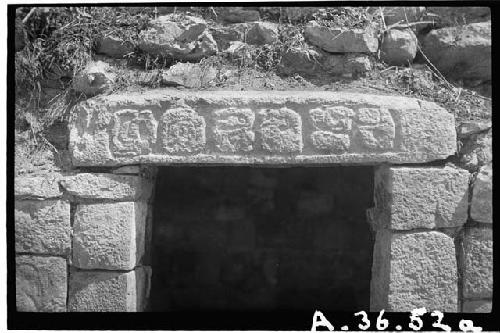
[15,173,63,199]
[457,120,491,138]
[370,166,470,230]
[72,202,147,270]
[245,22,279,45]
[462,300,492,313]
[380,29,417,66]
[138,14,217,61]
[73,61,116,96]
[470,164,492,223]
[15,19,27,52]
[421,22,491,81]
[60,173,153,202]
[217,7,260,23]
[68,90,457,166]
[16,255,67,312]
[68,266,151,312]
[161,62,217,88]
[463,227,492,299]
[15,200,71,255]
[426,7,491,28]
[370,230,458,312]
[96,35,134,58]
[460,129,491,171]
[210,26,245,51]
[279,47,371,77]
[304,21,379,53]
[381,7,426,26]
[112,165,141,174]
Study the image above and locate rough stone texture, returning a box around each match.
[280,47,371,77]
[460,129,491,171]
[369,166,470,230]
[72,61,116,96]
[426,7,491,28]
[161,62,217,88]
[380,29,417,66]
[16,255,67,312]
[68,266,151,312]
[15,19,26,52]
[462,300,492,313]
[304,21,379,53]
[470,164,492,223]
[138,14,217,61]
[60,173,153,202]
[381,7,426,26]
[421,22,491,81]
[463,227,492,299]
[96,35,134,58]
[15,173,63,199]
[245,22,279,45]
[457,120,491,138]
[112,165,141,174]
[68,90,457,166]
[72,202,147,270]
[15,200,71,255]
[217,7,260,23]
[210,26,245,51]
[370,230,458,312]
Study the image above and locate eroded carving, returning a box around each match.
[112,109,158,157]
[259,107,302,153]
[354,108,395,150]
[309,106,355,153]
[162,107,206,154]
[214,108,255,153]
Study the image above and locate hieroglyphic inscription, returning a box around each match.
[112,109,158,157]
[354,108,395,150]
[259,107,303,153]
[214,108,255,153]
[162,107,206,154]
[309,106,355,153]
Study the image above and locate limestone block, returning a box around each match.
[381,7,426,26]
[72,61,115,96]
[470,164,492,223]
[15,173,63,199]
[60,173,153,202]
[96,35,134,58]
[463,227,492,299]
[138,15,217,61]
[16,255,67,312]
[68,90,457,166]
[246,22,279,46]
[371,166,470,230]
[460,129,491,171]
[15,200,71,255]
[68,266,151,312]
[370,230,458,312]
[72,202,147,270]
[462,299,492,313]
[304,21,379,53]
[421,22,491,81]
[380,29,418,66]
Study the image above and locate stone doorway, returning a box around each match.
[150,166,375,311]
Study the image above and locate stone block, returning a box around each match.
[68,90,457,166]
[463,227,492,299]
[462,300,492,313]
[68,266,151,312]
[72,61,115,96]
[380,29,418,66]
[16,255,67,312]
[370,230,458,312]
[470,164,492,223]
[371,166,470,230]
[15,173,63,199]
[304,21,379,53]
[60,173,153,202]
[72,202,147,270]
[15,200,71,255]
[459,129,492,171]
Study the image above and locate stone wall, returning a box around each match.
[15,91,492,313]
[15,167,155,312]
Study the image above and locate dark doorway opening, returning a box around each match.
[150,166,374,311]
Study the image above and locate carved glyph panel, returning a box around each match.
[214,108,255,153]
[161,107,206,154]
[309,106,355,153]
[354,108,395,150]
[112,109,158,157]
[259,107,303,153]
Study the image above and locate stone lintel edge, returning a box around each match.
[69,90,457,167]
